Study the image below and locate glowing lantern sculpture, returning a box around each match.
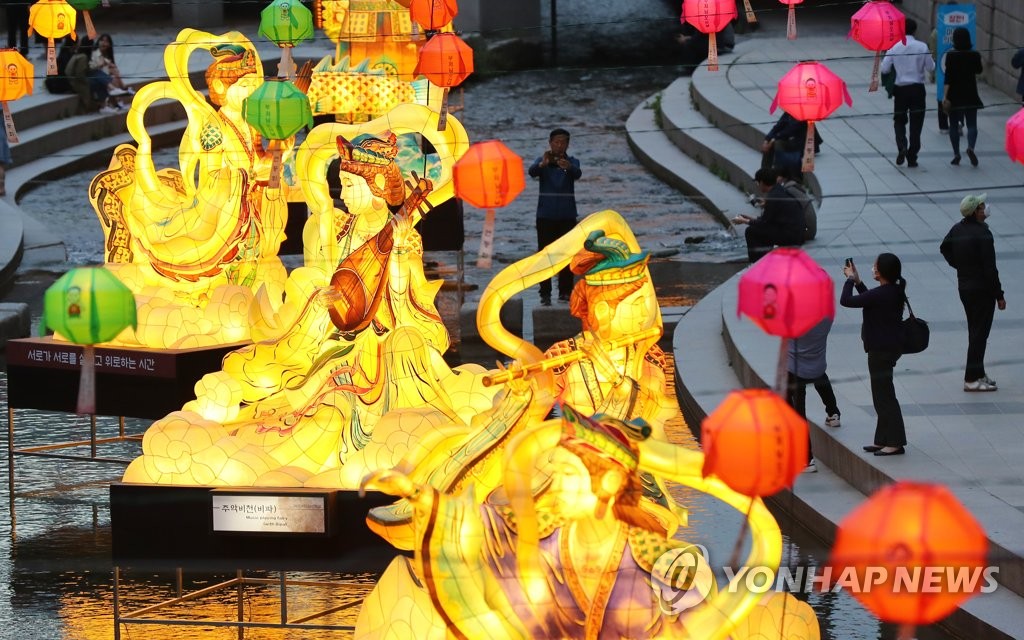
[242,78,313,189]
[417,31,473,131]
[66,0,100,40]
[41,267,137,415]
[454,140,524,268]
[259,0,314,80]
[681,0,737,72]
[28,0,76,75]
[780,0,802,40]
[701,389,808,497]
[849,0,906,92]
[830,481,989,640]
[0,50,33,143]
[409,0,458,32]
[1007,108,1024,165]
[770,61,852,172]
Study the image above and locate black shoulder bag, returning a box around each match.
[901,296,930,354]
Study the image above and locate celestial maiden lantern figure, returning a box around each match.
[0,50,33,143]
[242,78,314,188]
[28,0,76,75]
[681,0,737,72]
[770,61,852,172]
[849,0,906,92]
[1007,108,1024,165]
[259,0,314,80]
[416,31,473,131]
[454,139,524,268]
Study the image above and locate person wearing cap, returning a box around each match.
[940,194,1005,392]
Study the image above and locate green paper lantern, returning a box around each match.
[242,79,313,141]
[42,266,137,344]
[258,0,314,47]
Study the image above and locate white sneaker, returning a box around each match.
[982,376,997,387]
[802,460,817,473]
[98,105,119,114]
[108,87,129,96]
[824,414,841,428]
[964,379,997,392]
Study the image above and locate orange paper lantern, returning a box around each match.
[737,247,834,339]
[417,31,473,131]
[830,482,989,632]
[681,0,737,71]
[779,0,803,40]
[27,0,77,76]
[453,140,524,268]
[770,61,852,171]
[409,0,458,32]
[701,389,808,497]
[0,50,34,143]
[850,1,906,92]
[1006,108,1024,165]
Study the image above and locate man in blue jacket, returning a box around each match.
[528,128,582,305]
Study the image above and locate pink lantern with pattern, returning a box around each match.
[1007,108,1024,165]
[770,61,852,171]
[849,1,906,92]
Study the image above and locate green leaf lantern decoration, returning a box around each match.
[258,0,314,80]
[242,78,313,188]
[66,0,101,39]
[41,266,137,414]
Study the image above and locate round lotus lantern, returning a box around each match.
[830,481,989,640]
[66,0,101,40]
[453,140,524,268]
[770,61,852,172]
[701,389,808,498]
[0,50,34,143]
[242,78,313,189]
[1006,108,1024,165]
[417,31,473,131]
[41,267,137,415]
[409,0,459,32]
[849,1,906,92]
[259,0,314,80]
[681,0,737,72]
[28,0,76,76]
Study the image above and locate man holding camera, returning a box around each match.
[529,128,582,305]
[731,168,805,262]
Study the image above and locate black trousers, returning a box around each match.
[892,83,926,161]
[867,350,906,447]
[6,6,28,55]
[787,371,840,463]
[960,290,996,382]
[536,217,576,299]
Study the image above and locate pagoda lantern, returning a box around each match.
[453,140,524,268]
[416,32,473,131]
[0,50,34,143]
[259,0,315,80]
[770,61,852,172]
[28,0,76,76]
[849,0,906,92]
[681,0,737,72]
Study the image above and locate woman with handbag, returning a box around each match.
[943,27,984,166]
[840,253,908,456]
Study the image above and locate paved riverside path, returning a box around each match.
[665,34,1024,636]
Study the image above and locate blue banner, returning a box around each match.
[936,4,977,101]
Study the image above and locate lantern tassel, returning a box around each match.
[77,345,96,415]
[801,121,816,172]
[774,337,789,397]
[869,51,881,92]
[3,102,18,144]
[279,47,295,80]
[742,0,757,24]
[707,32,719,72]
[268,140,283,189]
[477,207,496,269]
[46,38,57,76]
[787,6,797,40]
[83,11,97,41]
[437,87,450,131]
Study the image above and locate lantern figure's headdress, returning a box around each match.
[559,404,650,473]
[574,230,650,286]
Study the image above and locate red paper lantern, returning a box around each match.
[737,247,834,338]
[453,140,524,268]
[701,389,808,497]
[770,61,852,171]
[417,32,473,131]
[681,0,737,72]
[0,49,34,143]
[830,482,988,630]
[1006,108,1024,165]
[779,0,803,40]
[410,0,458,32]
[849,1,906,92]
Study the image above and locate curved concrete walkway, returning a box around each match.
[630,34,1024,639]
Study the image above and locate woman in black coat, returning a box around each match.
[943,27,984,166]
[840,253,908,456]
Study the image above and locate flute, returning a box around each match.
[482,326,662,387]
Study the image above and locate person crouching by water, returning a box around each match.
[840,253,908,456]
[731,168,805,263]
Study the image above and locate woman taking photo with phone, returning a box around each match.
[840,253,908,456]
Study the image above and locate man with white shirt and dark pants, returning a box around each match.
[880,19,935,168]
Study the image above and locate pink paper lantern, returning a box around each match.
[770,61,852,171]
[849,0,906,92]
[779,0,803,40]
[681,0,737,71]
[1007,108,1024,165]
[737,247,834,339]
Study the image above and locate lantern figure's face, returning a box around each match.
[539,449,599,521]
[7,64,17,83]
[763,284,778,319]
[279,2,290,20]
[57,11,66,29]
[339,171,381,214]
[67,286,82,317]
[804,78,817,99]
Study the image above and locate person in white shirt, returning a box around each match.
[880,19,935,168]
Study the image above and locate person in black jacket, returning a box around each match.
[940,194,1005,392]
[943,27,984,166]
[840,253,907,456]
[731,168,805,262]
